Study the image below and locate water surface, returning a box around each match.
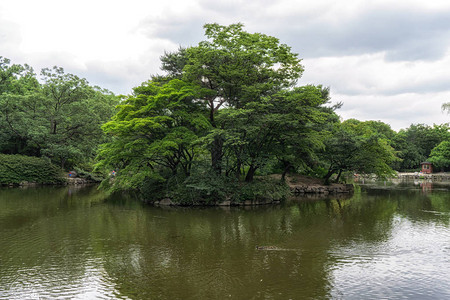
[0,182,449,299]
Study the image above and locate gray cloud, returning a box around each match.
[267,7,450,62]
[336,92,450,130]
[139,2,450,64]
[327,78,450,97]
[138,16,206,46]
[80,55,166,95]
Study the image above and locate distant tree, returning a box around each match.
[428,141,450,171]
[321,120,398,184]
[0,57,38,94]
[392,123,449,171]
[160,47,188,79]
[0,62,119,169]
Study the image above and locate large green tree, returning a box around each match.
[97,79,210,192]
[96,23,335,203]
[182,23,304,172]
[0,62,119,168]
[0,57,40,154]
[321,119,398,183]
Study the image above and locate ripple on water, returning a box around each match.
[0,230,127,300]
[328,215,450,299]
[1,185,450,299]
[0,261,128,300]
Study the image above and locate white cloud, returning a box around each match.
[301,51,450,96]
[335,92,450,130]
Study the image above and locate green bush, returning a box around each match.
[170,170,238,205]
[73,166,104,182]
[239,178,290,202]
[0,154,64,185]
[163,172,290,205]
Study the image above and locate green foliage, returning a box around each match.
[238,178,291,202]
[96,79,210,194]
[166,169,290,205]
[392,123,450,170]
[184,23,303,110]
[442,102,450,114]
[173,167,238,204]
[428,141,450,170]
[321,119,399,183]
[0,154,64,185]
[160,47,188,80]
[73,166,104,182]
[215,85,332,181]
[0,61,120,170]
[95,23,341,204]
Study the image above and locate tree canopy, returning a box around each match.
[428,141,450,171]
[321,119,398,183]
[97,23,361,203]
[392,123,450,171]
[0,59,119,169]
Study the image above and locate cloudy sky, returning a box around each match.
[1,0,450,130]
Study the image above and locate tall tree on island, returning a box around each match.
[97,23,337,202]
[182,23,304,173]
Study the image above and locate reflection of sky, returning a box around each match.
[1,257,127,300]
[329,215,450,299]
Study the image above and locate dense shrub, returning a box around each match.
[139,169,291,205]
[0,154,64,185]
[73,166,104,182]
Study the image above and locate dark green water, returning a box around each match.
[0,182,449,299]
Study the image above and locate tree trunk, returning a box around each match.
[235,159,242,179]
[323,167,335,185]
[281,162,293,182]
[51,120,57,134]
[209,102,223,174]
[335,169,343,183]
[211,136,223,174]
[245,165,257,182]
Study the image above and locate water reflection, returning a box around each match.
[0,183,449,299]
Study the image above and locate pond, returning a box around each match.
[0,181,449,299]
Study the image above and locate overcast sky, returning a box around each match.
[1,0,450,130]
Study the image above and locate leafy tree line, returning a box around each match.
[0,57,120,171]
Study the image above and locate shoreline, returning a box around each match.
[1,177,97,187]
[154,174,354,207]
[1,173,354,205]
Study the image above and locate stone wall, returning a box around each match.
[290,184,354,196]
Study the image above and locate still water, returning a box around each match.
[0,181,449,299]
